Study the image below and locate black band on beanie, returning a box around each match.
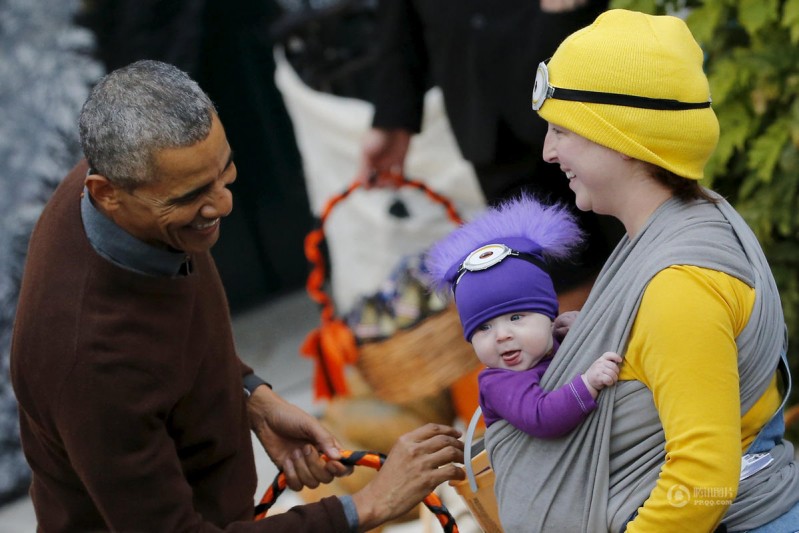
[551,87,711,111]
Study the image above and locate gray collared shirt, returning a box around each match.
[81,187,190,277]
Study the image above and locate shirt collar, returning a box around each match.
[81,187,190,277]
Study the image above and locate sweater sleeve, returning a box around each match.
[478,365,597,439]
[622,266,753,533]
[56,364,350,532]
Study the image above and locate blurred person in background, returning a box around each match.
[359,0,620,299]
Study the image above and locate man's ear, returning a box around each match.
[85,173,121,213]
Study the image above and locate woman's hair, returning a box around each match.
[78,60,215,190]
[646,163,719,203]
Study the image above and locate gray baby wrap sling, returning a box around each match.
[486,194,799,531]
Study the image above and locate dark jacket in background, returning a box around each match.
[371,0,607,167]
[370,0,618,288]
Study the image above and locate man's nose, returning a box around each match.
[200,186,233,219]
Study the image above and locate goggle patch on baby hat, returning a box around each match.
[424,194,583,342]
[449,236,558,341]
[535,9,720,180]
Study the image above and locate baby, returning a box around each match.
[426,195,621,438]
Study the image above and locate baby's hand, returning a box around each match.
[582,351,622,398]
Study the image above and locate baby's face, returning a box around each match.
[470,311,554,371]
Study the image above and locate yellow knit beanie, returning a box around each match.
[536,9,719,180]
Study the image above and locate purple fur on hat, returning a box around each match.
[424,194,584,340]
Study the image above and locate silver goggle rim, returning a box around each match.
[531,62,553,111]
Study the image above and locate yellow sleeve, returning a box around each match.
[622,266,754,532]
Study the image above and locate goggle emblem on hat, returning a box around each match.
[531,60,712,111]
[454,243,548,290]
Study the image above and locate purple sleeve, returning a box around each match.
[478,364,597,439]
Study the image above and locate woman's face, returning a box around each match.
[542,123,627,216]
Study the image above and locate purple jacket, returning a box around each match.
[478,356,597,438]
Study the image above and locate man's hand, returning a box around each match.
[553,310,579,341]
[581,351,622,398]
[247,385,351,491]
[351,424,464,531]
[357,128,412,187]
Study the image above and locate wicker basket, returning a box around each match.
[303,174,480,403]
[358,304,481,404]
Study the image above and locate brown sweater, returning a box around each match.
[11,162,349,532]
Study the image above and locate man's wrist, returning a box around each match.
[337,495,360,532]
[243,373,271,398]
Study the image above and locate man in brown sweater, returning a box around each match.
[10,60,464,532]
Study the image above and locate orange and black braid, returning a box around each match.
[254,450,458,532]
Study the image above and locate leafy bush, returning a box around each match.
[611,0,799,438]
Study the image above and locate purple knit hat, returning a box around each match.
[425,195,584,340]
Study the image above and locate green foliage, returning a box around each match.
[609,0,799,437]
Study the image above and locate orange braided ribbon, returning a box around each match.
[300,173,463,400]
[254,449,459,533]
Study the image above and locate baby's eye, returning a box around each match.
[510,314,523,321]
[477,323,491,332]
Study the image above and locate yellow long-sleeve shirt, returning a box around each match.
[621,265,781,532]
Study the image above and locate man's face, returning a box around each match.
[111,113,236,254]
